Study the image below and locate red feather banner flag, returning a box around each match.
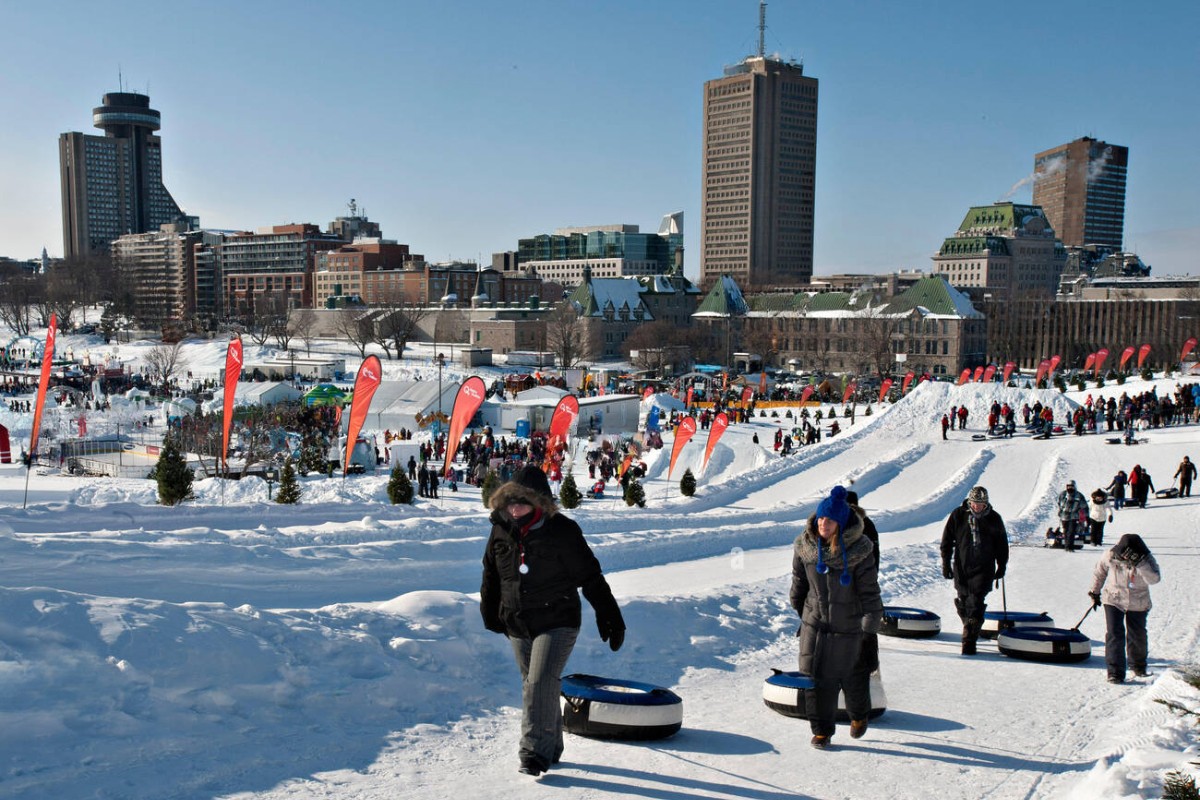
[701,412,729,473]
[1002,361,1016,383]
[442,375,487,477]
[800,386,815,405]
[1047,355,1062,378]
[1118,346,1136,370]
[842,382,856,404]
[344,355,383,475]
[1137,343,1152,369]
[1083,353,1096,373]
[1181,337,1197,363]
[221,335,242,473]
[685,387,694,408]
[741,386,753,404]
[1093,348,1109,377]
[901,371,915,394]
[28,314,57,463]
[542,395,579,471]
[956,368,970,386]
[1034,359,1050,384]
[983,364,997,383]
[758,371,767,397]
[972,366,984,383]
[877,378,894,404]
[668,415,697,479]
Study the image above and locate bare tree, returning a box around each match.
[858,306,899,378]
[290,308,319,355]
[545,302,596,368]
[0,272,38,335]
[333,308,375,358]
[374,295,430,360]
[143,341,187,394]
[623,320,692,376]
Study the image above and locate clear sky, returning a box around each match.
[2,0,1197,279]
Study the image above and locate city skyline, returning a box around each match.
[2,0,1198,278]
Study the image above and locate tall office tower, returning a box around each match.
[1032,136,1128,250]
[60,92,190,260]
[700,27,817,291]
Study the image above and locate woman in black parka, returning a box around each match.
[791,485,883,750]
[480,465,625,776]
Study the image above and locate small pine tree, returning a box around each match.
[624,477,646,508]
[1162,770,1199,800]
[298,438,326,476]
[1141,367,1154,382]
[481,470,500,508]
[387,463,414,504]
[155,434,194,506]
[275,457,301,504]
[864,404,873,416]
[679,468,696,497]
[559,473,581,508]
[1095,375,1105,389]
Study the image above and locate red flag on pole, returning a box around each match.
[1002,361,1016,383]
[667,415,696,479]
[1181,337,1197,363]
[701,412,729,473]
[1093,348,1109,377]
[758,371,767,397]
[877,378,893,403]
[221,336,242,473]
[800,385,815,405]
[1034,359,1050,384]
[0,422,11,464]
[1118,346,1136,370]
[901,371,915,394]
[956,368,970,386]
[1137,343,1152,369]
[740,386,753,404]
[343,355,383,475]
[1047,355,1062,379]
[1083,353,1096,372]
[685,387,694,408]
[542,395,579,471]
[28,314,57,462]
[982,364,997,383]
[442,376,487,477]
[972,366,984,383]
[842,382,856,404]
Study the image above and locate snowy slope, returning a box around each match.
[1,362,1199,799]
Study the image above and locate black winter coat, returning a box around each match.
[480,510,621,639]
[941,502,1009,593]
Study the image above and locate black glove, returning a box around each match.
[1089,592,1102,610]
[596,609,626,652]
[994,567,1005,581]
[942,565,954,580]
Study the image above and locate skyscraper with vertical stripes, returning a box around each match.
[1032,136,1127,250]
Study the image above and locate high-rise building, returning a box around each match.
[931,202,1066,296]
[60,92,192,260]
[517,213,683,287]
[700,48,817,291]
[1032,136,1128,250]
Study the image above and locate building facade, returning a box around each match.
[217,224,346,319]
[312,240,423,307]
[931,202,1067,296]
[60,92,193,260]
[1032,136,1128,250]
[517,213,683,287]
[111,224,221,327]
[700,55,818,291]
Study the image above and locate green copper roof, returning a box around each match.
[747,293,802,312]
[957,202,1053,237]
[883,276,980,318]
[939,236,1011,256]
[806,291,854,312]
[694,275,749,317]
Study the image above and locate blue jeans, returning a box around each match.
[509,627,579,767]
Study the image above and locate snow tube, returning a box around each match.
[997,627,1091,663]
[980,611,1055,639]
[560,674,682,740]
[880,606,941,639]
[1155,488,1179,499]
[762,669,887,721]
[970,434,987,441]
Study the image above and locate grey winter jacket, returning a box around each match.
[1089,546,1161,612]
[1057,489,1088,522]
[790,512,883,676]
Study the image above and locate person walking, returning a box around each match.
[480,466,625,776]
[1088,489,1113,546]
[1130,464,1155,508]
[790,486,883,750]
[1056,480,1088,551]
[844,490,881,726]
[941,414,950,440]
[1105,470,1128,510]
[1174,455,1196,497]
[1088,534,1161,683]
[941,486,1009,655]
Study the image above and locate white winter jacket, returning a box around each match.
[1089,548,1161,612]
[1088,498,1111,523]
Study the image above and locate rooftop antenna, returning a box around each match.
[758,1,766,58]
[118,64,123,92]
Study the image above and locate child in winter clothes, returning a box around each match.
[790,486,883,750]
[1088,489,1114,546]
[1088,533,1161,684]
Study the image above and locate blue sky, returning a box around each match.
[2,0,1197,278]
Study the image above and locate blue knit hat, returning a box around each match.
[814,486,853,586]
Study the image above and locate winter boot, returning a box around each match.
[810,735,831,750]
[849,719,868,739]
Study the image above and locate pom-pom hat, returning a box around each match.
[814,486,853,587]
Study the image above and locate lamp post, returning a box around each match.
[435,352,445,438]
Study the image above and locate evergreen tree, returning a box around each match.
[275,457,301,504]
[481,470,500,508]
[624,477,646,508]
[155,433,194,506]
[680,468,696,497]
[298,437,327,476]
[559,473,581,508]
[387,463,415,505]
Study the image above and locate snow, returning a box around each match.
[2,338,1199,798]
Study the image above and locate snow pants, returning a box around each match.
[1089,519,1105,546]
[1059,518,1082,550]
[954,586,988,645]
[804,631,868,737]
[509,626,579,768]
[1104,605,1148,681]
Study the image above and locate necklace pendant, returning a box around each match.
[519,563,529,574]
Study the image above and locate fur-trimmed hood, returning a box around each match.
[794,511,873,569]
[489,480,559,518]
